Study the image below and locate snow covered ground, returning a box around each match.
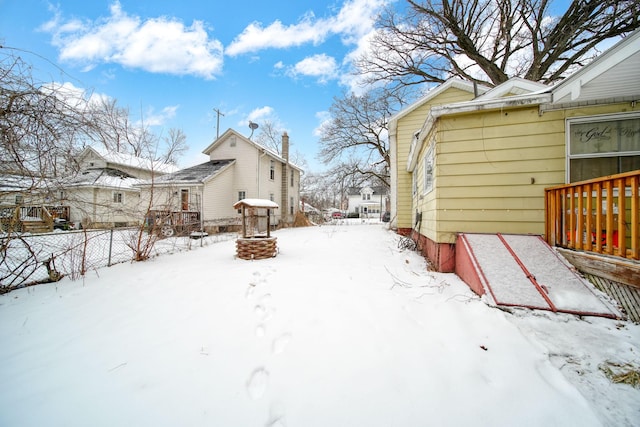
[1,221,638,426]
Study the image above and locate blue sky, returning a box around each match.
[1,0,390,172]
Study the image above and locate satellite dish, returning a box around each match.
[248,121,259,139]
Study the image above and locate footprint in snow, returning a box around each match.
[266,401,287,427]
[246,367,269,400]
[254,294,275,321]
[245,285,255,299]
[272,333,292,355]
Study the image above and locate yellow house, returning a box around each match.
[389,29,640,273]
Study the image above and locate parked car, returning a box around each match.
[331,211,343,219]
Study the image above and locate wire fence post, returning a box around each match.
[108,228,114,266]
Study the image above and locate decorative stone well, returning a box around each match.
[233,199,279,260]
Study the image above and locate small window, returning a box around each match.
[237,191,246,213]
[290,171,294,187]
[113,192,123,203]
[290,196,294,215]
[230,136,236,147]
[270,160,275,180]
[269,193,275,202]
[423,143,435,194]
[15,194,24,205]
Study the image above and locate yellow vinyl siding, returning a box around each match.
[394,87,478,229]
[419,102,637,244]
[429,106,564,242]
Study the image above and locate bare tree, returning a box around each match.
[254,120,282,154]
[160,128,188,165]
[356,0,640,90]
[318,88,397,187]
[1,48,189,292]
[86,98,130,153]
[1,52,90,180]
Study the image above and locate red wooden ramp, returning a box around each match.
[456,233,621,318]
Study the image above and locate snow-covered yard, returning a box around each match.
[1,221,638,426]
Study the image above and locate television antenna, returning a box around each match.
[248,121,259,139]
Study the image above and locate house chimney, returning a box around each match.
[282,131,289,163]
[281,132,289,224]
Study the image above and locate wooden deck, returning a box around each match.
[545,172,640,322]
[0,205,70,233]
[545,170,640,261]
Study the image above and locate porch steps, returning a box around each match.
[21,220,51,234]
[456,233,621,319]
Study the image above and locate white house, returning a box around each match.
[346,186,388,219]
[63,147,177,228]
[140,128,303,234]
[1,147,176,231]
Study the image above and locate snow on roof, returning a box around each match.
[233,198,279,209]
[0,174,49,192]
[65,168,142,190]
[83,146,178,174]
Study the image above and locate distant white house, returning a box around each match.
[139,128,303,234]
[346,186,389,218]
[63,147,177,228]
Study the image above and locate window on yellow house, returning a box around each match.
[423,143,435,194]
[568,113,640,182]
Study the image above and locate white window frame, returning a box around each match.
[237,191,246,213]
[113,192,123,203]
[566,112,640,183]
[423,142,435,195]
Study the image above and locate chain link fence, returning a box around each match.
[0,227,236,293]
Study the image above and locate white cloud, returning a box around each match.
[237,106,278,129]
[40,81,110,110]
[226,12,329,56]
[41,1,224,79]
[313,111,332,137]
[247,106,275,123]
[138,105,180,127]
[288,54,338,83]
[226,0,387,56]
